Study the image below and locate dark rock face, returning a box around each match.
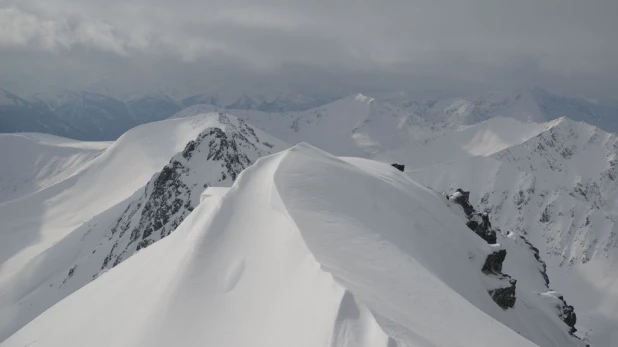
[519,232,580,335]
[488,279,517,309]
[466,213,497,244]
[102,156,194,269]
[542,291,578,334]
[482,249,507,275]
[450,189,475,217]
[448,188,516,309]
[447,188,584,339]
[560,301,577,334]
[482,248,517,310]
[99,114,276,272]
[450,189,497,244]
[521,235,550,287]
[519,232,579,334]
[391,163,405,172]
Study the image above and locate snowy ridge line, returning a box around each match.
[0,113,285,342]
[2,103,615,346]
[406,116,618,345]
[98,113,282,272]
[447,188,582,339]
[0,113,240,277]
[1,143,541,347]
[272,144,579,347]
[266,148,397,346]
[0,133,109,205]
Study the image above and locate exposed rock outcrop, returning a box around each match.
[100,113,281,272]
[541,291,578,334]
[488,279,517,309]
[450,189,497,244]
[482,249,507,275]
[448,188,516,310]
[520,234,550,287]
[391,163,405,172]
[447,188,583,339]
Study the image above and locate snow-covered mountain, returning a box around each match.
[404,117,618,346]
[0,144,584,347]
[1,87,183,141]
[0,133,110,204]
[0,89,81,139]
[125,92,181,125]
[1,115,230,286]
[175,93,430,157]
[177,100,618,344]
[182,87,333,112]
[31,87,141,141]
[0,113,284,341]
[3,85,618,346]
[389,88,618,133]
[4,86,616,144]
[174,89,617,160]
[2,86,332,141]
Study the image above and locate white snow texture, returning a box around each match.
[2,91,618,346]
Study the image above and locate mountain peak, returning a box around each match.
[0,88,28,106]
[354,93,375,104]
[5,140,576,347]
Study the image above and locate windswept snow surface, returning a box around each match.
[0,114,252,281]
[0,113,286,342]
[0,133,109,204]
[173,94,429,157]
[377,117,553,169]
[408,117,618,346]
[386,88,618,134]
[4,144,573,347]
[2,91,614,345]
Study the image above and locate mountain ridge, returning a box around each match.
[0,113,285,342]
[2,87,618,345]
[0,143,582,347]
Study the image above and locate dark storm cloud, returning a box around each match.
[0,0,617,97]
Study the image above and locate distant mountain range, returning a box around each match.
[2,88,618,345]
[0,86,335,140]
[2,86,617,142]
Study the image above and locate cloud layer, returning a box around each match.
[1,0,617,97]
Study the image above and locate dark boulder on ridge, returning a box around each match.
[391,163,405,172]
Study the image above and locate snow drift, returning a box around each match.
[173,93,429,157]
[408,117,618,345]
[0,133,109,204]
[2,143,581,347]
[0,113,285,341]
[0,113,248,278]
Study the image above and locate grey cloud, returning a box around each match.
[0,6,148,54]
[0,0,617,98]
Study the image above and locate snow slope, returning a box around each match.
[0,89,79,139]
[0,114,248,281]
[171,100,618,345]
[3,143,577,347]
[0,133,109,204]
[0,113,286,341]
[376,117,553,169]
[174,94,429,157]
[175,90,615,162]
[389,88,618,133]
[408,117,618,346]
[2,87,615,346]
[182,86,331,112]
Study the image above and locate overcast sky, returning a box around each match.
[1,0,617,98]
